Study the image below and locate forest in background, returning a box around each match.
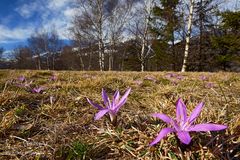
[0,0,239,72]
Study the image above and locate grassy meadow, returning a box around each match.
[0,70,239,159]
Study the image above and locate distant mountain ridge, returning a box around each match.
[1,39,72,59]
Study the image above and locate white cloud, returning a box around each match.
[4,0,76,43]
[219,0,240,11]
[41,0,76,39]
[15,1,42,18]
[0,25,34,42]
[64,7,77,18]
[48,0,74,10]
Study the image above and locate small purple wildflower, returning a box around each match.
[15,78,32,88]
[50,74,57,81]
[144,76,157,82]
[205,82,214,88]
[87,88,131,123]
[176,75,184,80]
[18,76,26,82]
[150,98,227,146]
[32,86,45,93]
[133,80,143,85]
[165,73,184,82]
[200,75,208,81]
[165,73,176,79]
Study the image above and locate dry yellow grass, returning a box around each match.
[0,70,239,159]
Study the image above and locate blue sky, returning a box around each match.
[0,0,238,54]
[0,0,76,52]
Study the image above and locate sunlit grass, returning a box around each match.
[0,70,239,159]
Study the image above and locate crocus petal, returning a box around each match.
[113,98,127,113]
[114,90,120,101]
[87,98,104,110]
[102,89,110,107]
[94,109,109,120]
[32,87,43,93]
[118,88,131,104]
[151,113,173,124]
[114,88,131,110]
[112,90,120,106]
[149,127,175,146]
[176,98,187,124]
[177,131,191,145]
[188,102,204,124]
[188,123,228,132]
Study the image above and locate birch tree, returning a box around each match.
[181,0,194,72]
[48,27,61,70]
[28,31,47,70]
[28,28,60,70]
[130,0,155,72]
[106,0,132,71]
[71,0,107,71]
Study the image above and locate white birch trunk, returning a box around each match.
[140,39,146,72]
[78,52,85,71]
[37,54,41,70]
[139,0,154,72]
[98,40,104,71]
[181,0,194,72]
[97,0,104,71]
[109,39,114,71]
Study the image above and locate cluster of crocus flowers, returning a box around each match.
[14,75,46,94]
[87,88,227,146]
[87,88,131,125]
[199,75,215,89]
[150,98,227,146]
[165,73,184,80]
[165,73,185,85]
[165,73,176,78]
[15,76,32,88]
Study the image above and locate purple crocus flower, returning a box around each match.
[15,79,32,88]
[133,80,143,85]
[87,88,131,122]
[50,74,57,81]
[205,82,214,88]
[144,76,157,82]
[18,76,26,82]
[200,75,208,81]
[176,75,184,80]
[150,98,227,146]
[165,73,176,79]
[32,86,45,93]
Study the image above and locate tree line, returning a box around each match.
[0,0,239,72]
